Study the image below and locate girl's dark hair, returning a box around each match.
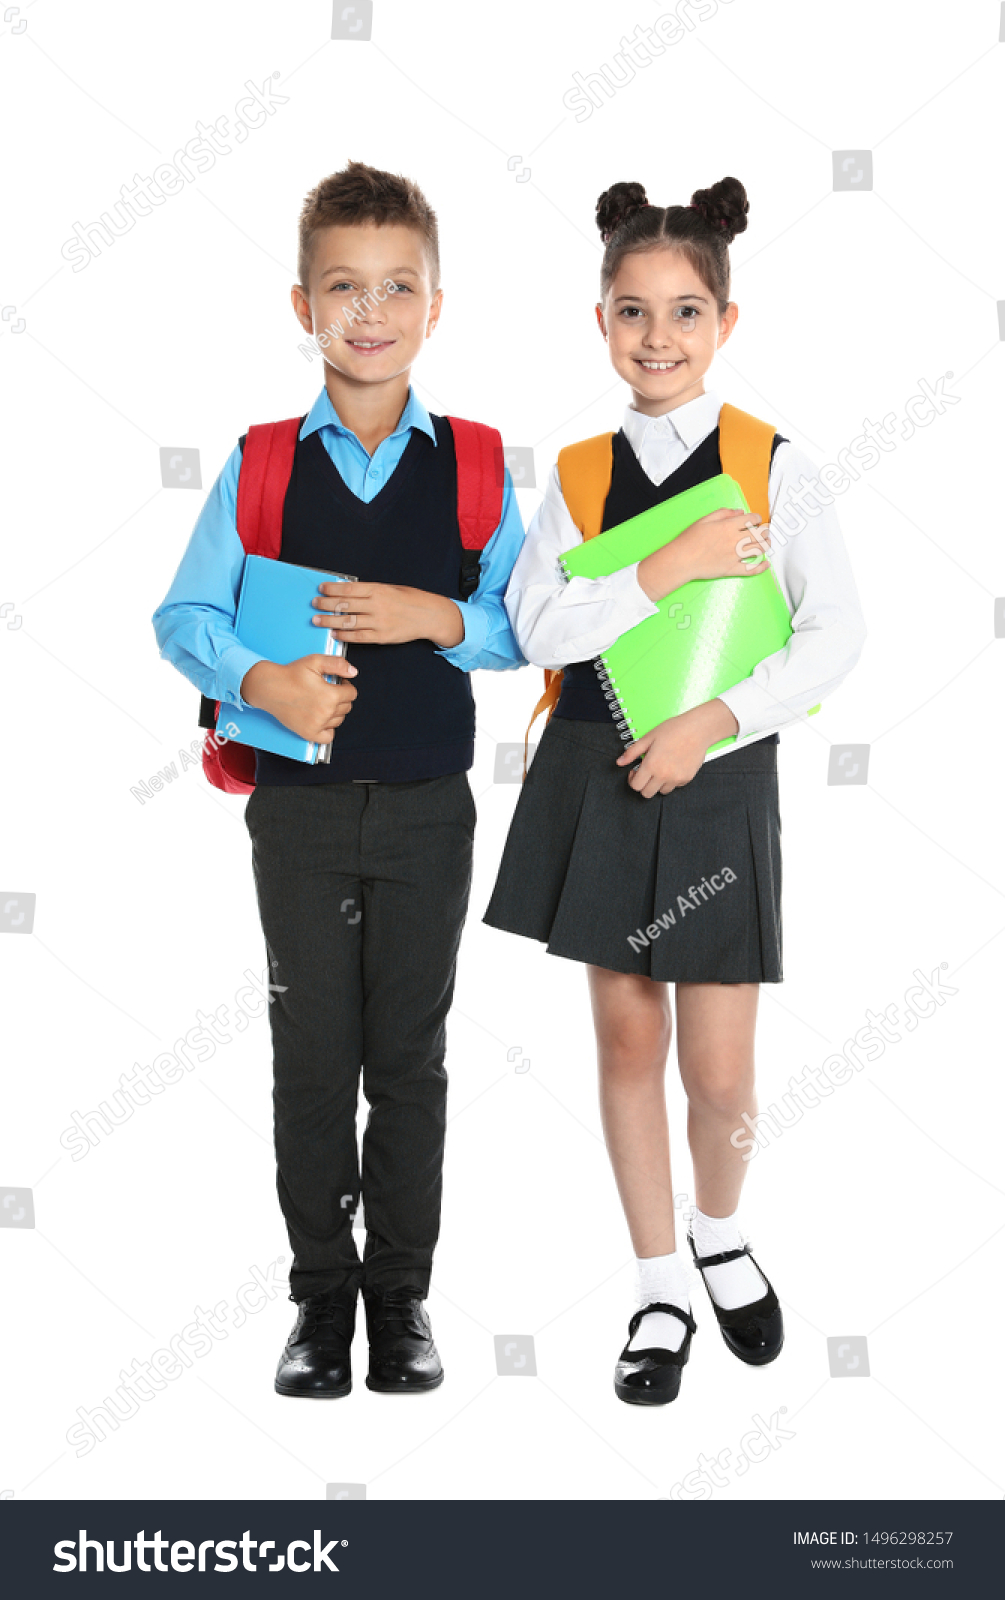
[595,177,748,314]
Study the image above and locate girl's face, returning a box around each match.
[596,246,737,415]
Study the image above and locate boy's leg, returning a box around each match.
[357,773,475,1295]
[244,783,367,1302]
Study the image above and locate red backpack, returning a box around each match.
[200,414,504,794]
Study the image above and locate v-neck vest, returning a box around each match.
[553,425,783,735]
[252,413,476,784]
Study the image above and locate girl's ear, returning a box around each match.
[716,301,739,348]
[595,302,608,341]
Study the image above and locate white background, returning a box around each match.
[1,0,1003,1504]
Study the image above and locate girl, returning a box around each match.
[484,177,866,1405]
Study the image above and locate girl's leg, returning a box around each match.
[587,965,675,1258]
[675,981,778,1325]
[674,981,758,1217]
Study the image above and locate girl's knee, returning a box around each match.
[683,1056,754,1117]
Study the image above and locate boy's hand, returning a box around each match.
[312,582,464,648]
[616,699,739,799]
[240,655,357,746]
[637,510,771,602]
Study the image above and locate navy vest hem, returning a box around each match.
[253,738,475,785]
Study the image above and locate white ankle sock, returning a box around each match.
[690,1207,768,1311]
[627,1251,691,1353]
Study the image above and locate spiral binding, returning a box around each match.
[594,655,635,743]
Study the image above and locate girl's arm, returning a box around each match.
[714,439,867,741]
[504,465,661,666]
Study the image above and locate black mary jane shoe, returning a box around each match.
[274,1287,357,1398]
[687,1232,784,1366]
[614,1302,697,1406]
[364,1288,444,1393]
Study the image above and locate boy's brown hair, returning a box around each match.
[297,160,440,292]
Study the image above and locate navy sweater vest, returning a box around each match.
[250,415,475,784]
[553,424,784,738]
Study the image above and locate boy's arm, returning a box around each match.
[151,445,266,710]
[435,468,527,672]
[311,470,529,670]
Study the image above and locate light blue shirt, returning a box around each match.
[152,387,526,708]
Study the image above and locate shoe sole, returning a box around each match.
[365,1372,444,1394]
[274,1380,352,1398]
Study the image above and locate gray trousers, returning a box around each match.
[244,774,475,1300]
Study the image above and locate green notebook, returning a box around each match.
[559,474,801,755]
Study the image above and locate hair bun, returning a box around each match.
[596,181,649,243]
[688,177,749,244]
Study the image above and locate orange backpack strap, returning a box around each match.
[717,402,775,523]
[523,434,615,769]
[556,432,616,542]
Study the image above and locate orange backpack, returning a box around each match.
[525,403,778,754]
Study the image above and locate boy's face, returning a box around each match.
[292,222,441,385]
[596,247,737,414]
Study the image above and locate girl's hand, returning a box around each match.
[637,510,771,602]
[616,699,739,798]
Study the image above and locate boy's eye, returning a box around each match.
[674,305,699,322]
[389,282,410,294]
[618,306,643,318]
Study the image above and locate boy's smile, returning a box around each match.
[596,248,737,416]
[292,221,441,389]
[291,220,442,453]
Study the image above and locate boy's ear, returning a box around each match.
[425,286,444,338]
[595,302,608,341]
[716,301,739,348]
[291,284,313,336]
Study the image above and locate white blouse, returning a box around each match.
[504,390,867,757]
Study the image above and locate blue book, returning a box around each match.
[217,554,356,766]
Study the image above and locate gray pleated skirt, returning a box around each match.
[482,717,782,983]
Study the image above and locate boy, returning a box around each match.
[152,161,525,1397]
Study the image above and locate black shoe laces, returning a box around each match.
[368,1291,428,1341]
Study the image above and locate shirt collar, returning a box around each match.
[622,389,721,455]
[300,385,437,449]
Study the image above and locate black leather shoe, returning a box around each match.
[614,1302,696,1406]
[688,1232,784,1366]
[274,1288,357,1398]
[363,1288,443,1393]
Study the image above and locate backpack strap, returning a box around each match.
[446,415,504,600]
[717,403,776,523]
[235,416,302,558]
[556,432,615,543]
[524,434,615,758]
